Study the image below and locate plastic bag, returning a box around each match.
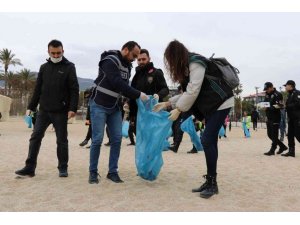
[135,97,173,181]
[218,126,225,137]
[122,120,129,138]
[24,115,32,128]
[180,116,203,151]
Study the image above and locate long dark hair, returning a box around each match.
[164,40,189,83]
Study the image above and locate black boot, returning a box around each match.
[169,142,179,153]
[15,166,35,177]
[199,175,219,199]
[281,147,295,157]
[264,148,275,156]
[276,145,288,154]
[192,175,209,192]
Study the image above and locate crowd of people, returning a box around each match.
[14,39,300,199]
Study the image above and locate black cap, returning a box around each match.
[263,82,273,91]
[283,80,295,87]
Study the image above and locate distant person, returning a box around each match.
[153,40,234,198]
[15,39,79,178]
[89,41,148,184]
[281,80,300,157]
[242,111,251,137]
[251,108,259,131]
[262,82,288,156]
[79,88,93,148]
[129,48,169,145]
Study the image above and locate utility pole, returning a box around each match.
[255,86,260,110]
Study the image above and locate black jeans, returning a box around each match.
[85,124,92,141]
[287,119,300,148]
[172,111,192,145]
[128,121,136,144]
[202,108,230,176]
[266,120,287,150]
[25,111,68,170]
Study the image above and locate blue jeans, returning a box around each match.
[201,108,230,176]
[89,100,122,174]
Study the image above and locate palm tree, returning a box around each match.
[6,71,18,97]
[0,48,22,95]
[17,68,36,107]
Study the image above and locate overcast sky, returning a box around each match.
[0,12,299,96]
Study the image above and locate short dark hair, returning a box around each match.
[122,41,141,51]
[48,39,63,49]
[140,49,150,57]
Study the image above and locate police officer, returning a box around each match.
[263,82,288,156]
[281,80,300,157]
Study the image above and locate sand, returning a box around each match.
[0,117,299,212]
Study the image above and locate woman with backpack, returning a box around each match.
[153,40,235,198]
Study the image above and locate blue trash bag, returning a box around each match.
[135,96,173,181]
[24,115,32,128]
[218,126,225,137]
[162,128,173,151]
[243,123,251,138]
[122,120,129,138]
[180,116,203,151]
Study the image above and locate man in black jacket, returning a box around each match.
[281,80,300,157]
[263,82,288,156]
[89,41,148,184]
[251,108,259,131]
[15,39,79,178]
[128,49,169,144]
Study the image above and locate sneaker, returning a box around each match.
[127,143,135,146]
[59,168,68,177]
[89,172,100,184]
[15,166,35,177]
[106,173,124,183]
[187,148,198,154]
[79,139,88,147]
[104,142,110,146]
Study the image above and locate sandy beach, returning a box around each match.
[0,118,299,212]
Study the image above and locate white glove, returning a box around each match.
[153,102,169,112]
[139,92,149,101]
[26,109,31,116]
[153,94,159,100]
[168,108,181,121]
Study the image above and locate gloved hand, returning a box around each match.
[26,109,31,116]
[168,108,181,121]
[153,94,159,100]
[153,102,169,112]
[140,92,149,101]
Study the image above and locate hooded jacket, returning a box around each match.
[28,56,79,113]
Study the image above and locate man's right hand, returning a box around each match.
[26,109,31,116]
[139,92,149,101]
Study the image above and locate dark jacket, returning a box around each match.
[286,89,300,120]
[28,57,79,113]
[91,50,140,108]
[251,110,260,122]
[264,88,283,122]
[130,62,169,118]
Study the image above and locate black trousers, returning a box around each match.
[128,121,136,144]
[85,124,92,141]
[172,111,192,145]
[253,120,258,130]
[266,120,287,150]
[25,111,68,170]
[287,119,300,148]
